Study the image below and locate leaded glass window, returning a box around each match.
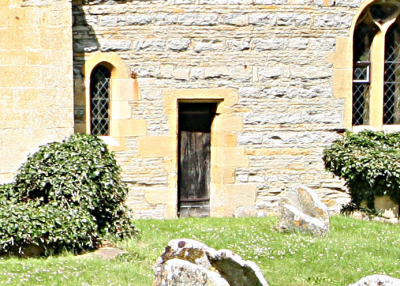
[352,1,400,127]
[384,21,400,124]
[90,65,111,136]
[352,17,378,125]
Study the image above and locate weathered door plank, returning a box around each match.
[178,103,216,217]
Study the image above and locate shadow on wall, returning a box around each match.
[72,4,99,79]
[72,0,134,132]
[73,0,134,76]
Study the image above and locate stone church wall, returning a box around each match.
[72,0,364,218]
[0,0,73,183]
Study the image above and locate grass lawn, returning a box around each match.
[1,216,400,286]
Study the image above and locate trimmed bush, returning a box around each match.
[0,200,98,254]
[323,130,400,211]
[0,134,134,255]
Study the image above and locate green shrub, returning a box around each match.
[323,130,400,211]
[0,133,134,255]
[0,200,98,254]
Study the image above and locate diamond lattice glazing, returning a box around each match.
[352,22,376,125]
[90,65,111,136]
[384,23,400,124]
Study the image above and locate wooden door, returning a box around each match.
[178,103,216,217]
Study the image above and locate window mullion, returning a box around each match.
[369,31,386,128]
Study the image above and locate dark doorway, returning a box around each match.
[178,102,217,217]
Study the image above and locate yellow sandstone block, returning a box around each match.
[211,184,257,217]
[224,184,257,216]
[219,115,243,132]
[27,51,45,65]
[212,147,249,167]
[245,149,256,156]
[13,89,41,109]
[3,28,41,50]
[224,134,237,147]
[111,101,131,120]
[257,5,278,9]
[0,50,27,65]
[40,27,71,50]
[145,188,176,205]
[40,65,73,89]
[139,136,176,158]
[111,78,135,101]
[167,114,177,135]
[167,169,177,189]
[116,119,147,137]
[333,37,352,69]
[211,166,235,184]
[211,131,237,147]
[164,89,239,109]
[0,89,13,109]
[45,3,72,27]
[333,69,352,99]
[8,7,45,27]
[281,149,312,156]
[0,66,21,87]
[165,205,178,219]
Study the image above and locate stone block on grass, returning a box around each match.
[276,185,329,236]
[349,274,400,286]
[153,238,269,286]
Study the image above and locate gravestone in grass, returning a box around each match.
[276,185,330,236]
[349,274,400,286]
[153,238,269,286]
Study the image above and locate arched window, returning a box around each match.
[352,1,400,126]
[352,14,378,125]
[90,65,111,136]
[384,21,400,124]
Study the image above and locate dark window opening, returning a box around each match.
[352,16,378,125]
[90,65,111,136]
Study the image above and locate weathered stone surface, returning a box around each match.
[153,259,229,286]
[254,39,284,51]
[154,239,269,286]
[154,239,213,270]
[208,249,269,286]
[135,40,165,52]
[276,186,330,236]
[249,13,277,26]
[349,275,400,286]
[166,38,191,52]
[99,39,131,52]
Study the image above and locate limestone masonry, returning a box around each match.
[3,0,377,218]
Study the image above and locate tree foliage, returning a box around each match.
[323,130,400,211]
[0,134,134,255]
